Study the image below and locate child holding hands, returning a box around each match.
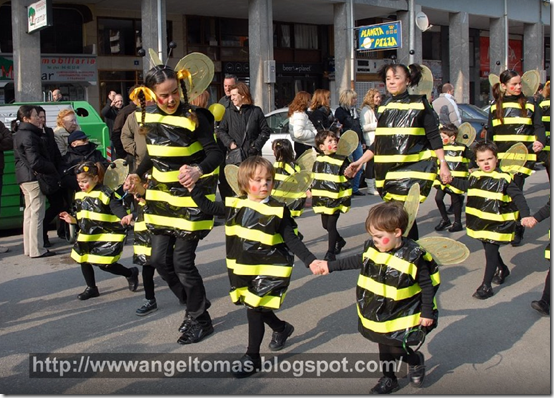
[312,202,440,394]
[59,161,138,300]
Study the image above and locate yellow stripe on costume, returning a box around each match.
[76,210,120,223]
[145,189,213,208]
[491,103,535,112]
[229,287,285,309]
[142,113,196,130]
[467,188,510,202]
[374,150,434,163]
[376,127,425,136]
[147,141,203,157]
[466,227,514,242]
[311,188,352,199]
[144,213,213,231]
[227,258,292,278]
[312,172,349,183]
[466,206,518,222]
[272,189,305,199]
[75,190,111,205]
[357,305,420,333]
[312,204,350,214]
[318,155,345,166]
[363,247,418,280]
[134,245,152,256]
[493,134,536,142]
[386,170,437,182]
[77,233,126,242]
[71,250,121,265]
[378,102,425,112]
[492,118,533,127]
[357,274,420,301]
[226,224,284,246]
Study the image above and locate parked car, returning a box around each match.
[458,103,488,141]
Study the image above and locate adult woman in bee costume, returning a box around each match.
[127,52,223,345]
[347,63,452,240]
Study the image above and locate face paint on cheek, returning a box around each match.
[157,98,165,106]
[382,237,390,245]
[251,186,258,193]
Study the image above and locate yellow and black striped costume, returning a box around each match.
[357,238,440,345]
[71,185,126,265]
[272,161,306,218]
[539,98,550,166]
[225,196,295,310]
[375,95,438,203]
[138,106,218,239]
[490,100,538,176]
[133,201,150,266]
[465,169,519,244]
[311,153,351,214]
[433,143,471,195]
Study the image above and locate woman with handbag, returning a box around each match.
[12,105,58,258]
[216,82,271,202]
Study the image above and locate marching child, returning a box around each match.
[271,139,307,218]
[311,129,352,261]
[312,202,440,393]
[433,123,474,233]
[448,141,530,299]
[59,161,139,300]
[189,156,319,378]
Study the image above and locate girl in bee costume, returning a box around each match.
[190,156,318,378]
[537,81,550,181]
[347,63,452,240]
[127,58,223,345]
[59,161,139,301]
[271,139,306,218]
[486,69,546,245]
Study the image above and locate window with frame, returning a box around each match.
[294,24,318,50]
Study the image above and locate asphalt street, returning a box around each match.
[0,170,551,395]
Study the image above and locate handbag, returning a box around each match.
[225,111,253,165]
[36,172,61,195]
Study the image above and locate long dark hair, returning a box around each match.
[378,63,423,88]
[11,105,38,132]
[272,139,295,164]
[492,69,528,124]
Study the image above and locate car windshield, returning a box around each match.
[459,104,488,119]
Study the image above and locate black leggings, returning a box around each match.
[378,343,422,379]
[321,214,341,253]
[81,262,132,288]
[150,234,210,325]
[541,269,551,303]
[246,308,286,358]
[482,241,507,286]
[435,189,462,223]
[142,265,187,303]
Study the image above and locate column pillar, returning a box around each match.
[248,0,274,113]
[333,2,351,101]
[489,17,508,75]
[141,0,167,77]
[523,22,544,73]
[449,12,470,104]
[397,6,422,65]
[12,0,42,102]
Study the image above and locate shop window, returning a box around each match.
[220,18,248,47]
[186,16,219,46]
[294,24,318,50]
[273,23,292,48]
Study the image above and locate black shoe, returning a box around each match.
[136,299,157,316]
[434,219,452,231]
[232,354,261,378]
[33,250,57,258]
[324,251,336,261]
[178,313,193,333]
[531,299,550,316]
[78,286,100,300]
[126,267,139,292]
[43,237,52,248]
[177,320,214,345]
[353,191,366,196]
[447,222,463,232]
[408,352,426,387]
[269,322,294,351]
[370,377,399,394]
[492,267,510,285]
[472,284,494,300]
[511,226,525,247]
[335,237,346,254]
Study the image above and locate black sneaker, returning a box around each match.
[531,299,550,316]
[472,284,494,300]
[269,322,294,351]
[335,237,346,254]
[177,320,214,345]
[370,376,399,394]
[78,286,100,300]
[447,222,463,232]
[491,267,510,285]
[136,299,158,316]
[434,219,451,231]
[231,354,262,378]
[324,251,336,261]
[408,352,426,387]
[126,267,139,292]
[511,226,525,247]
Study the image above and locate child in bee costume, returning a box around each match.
[433,123,474,233]
[312,202,440,394]
[537,81,550,181]
[522,198,551,316]
[448,141,531,300]
[190,156,318,379]
[311,129,352,261]
[59,161,139,300]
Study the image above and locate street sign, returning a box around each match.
[357,21,402,52]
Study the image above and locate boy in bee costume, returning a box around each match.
[449,141,531,299]
[59,161,139,300]
[433,123,474,233]
[311,129,352,261]
[312,202,440,394]
[190,156,318,378]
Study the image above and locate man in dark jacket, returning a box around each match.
[101,92,124,159]
[0,120,13,253]
[111,86,139,160]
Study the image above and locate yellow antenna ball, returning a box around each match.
[209,103,226,122]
